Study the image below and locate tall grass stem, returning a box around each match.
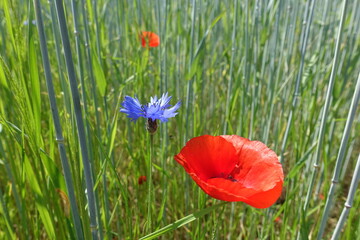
[33,0,84,238]
[303,0,349,220]
[279,0,316,164]
[223,0,238,135]
[53,0,99,238]
[317,70,359,239]
[331,153,360,240]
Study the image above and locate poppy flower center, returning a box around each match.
[226,174,238,182]
[213,164,242,183]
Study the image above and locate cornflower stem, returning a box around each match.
[53,0,99,238]
[331,153,360,240]
[317,70,359,240]
[33,0,84,239]
[146,133,155,233]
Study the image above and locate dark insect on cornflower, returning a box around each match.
[120,93,181,134]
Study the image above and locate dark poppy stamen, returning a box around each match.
[226,174,238,182]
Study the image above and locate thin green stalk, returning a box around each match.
[184,0,196,143]
[340,140,354,181]
[80,0,106,237]
[71,0,90,140]
[69,8,103,236]
[331,153,360,240]
[70,4,96,217]
[224,1,238,239]
[317,70,359,240]
[92,0,101,62]
[315,0,330,53]
[286,0,299,66]
[80,0,102,143]
[303,0,349,215]
[33,0,84,239]
[140,202,227,240]
[263,0,283,144]
[223,0,238,135]
[53,0,99,238]
[157,0,169,226]
[48,0,72,115]
[184,0,197,213]
[249,0,259,141]
[146,134,154,233]
[279,0,316,164]
[250,0,261,141]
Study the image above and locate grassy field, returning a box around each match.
[0,0,360,239]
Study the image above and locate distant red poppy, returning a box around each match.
[138,175,147,185]
[174,135,284,208]
[140,31,160,48]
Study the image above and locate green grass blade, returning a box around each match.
[140,202,227,240]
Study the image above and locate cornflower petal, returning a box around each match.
[150,96,158,105]
[157,92,172,109]
[160,101,181,122]
[120,96,145,121]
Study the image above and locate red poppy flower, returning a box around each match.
[274,216,282,223]
[174,135,284,208]
[138,175,147,185]
[140,31,160,48]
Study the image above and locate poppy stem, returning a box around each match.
[146,133,155,232]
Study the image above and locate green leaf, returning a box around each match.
[92,50,107,96]
[287,143,317,179]
[0,58,9,88]
[24,156,55,239]
[139,202,227,240]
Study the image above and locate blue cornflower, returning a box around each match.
[120,93,181,133]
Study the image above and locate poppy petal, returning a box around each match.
[140,31,160,48]
[174,135,238,179]
[174,135,284,208]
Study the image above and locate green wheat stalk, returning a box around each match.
[33,0,84,238]
[53,0,99,238]
[331,153,360,240]
[317,70,359,239]
[303,0,349,228]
